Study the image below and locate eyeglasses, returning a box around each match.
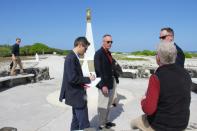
[82,45,88,50]
[159,35,172,40]
[105,41,113,44]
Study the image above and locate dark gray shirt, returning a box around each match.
[12,43,19,56]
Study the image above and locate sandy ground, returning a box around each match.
[0,55,197,131]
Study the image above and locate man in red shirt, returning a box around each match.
[131,41,191,131]
[94,34,117,129]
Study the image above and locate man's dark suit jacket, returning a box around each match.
[59,51,90,108]
[175,43,185,68]
[94,47,113,90]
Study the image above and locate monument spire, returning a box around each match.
[82,8,95,76]
[84,8,95,60]
[86,8,91,23]
[83,9,98,105]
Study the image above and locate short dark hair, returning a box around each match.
[16,37,21,41]
[161,27,174,36]
[74,37,90,47]
[103,34,112,38]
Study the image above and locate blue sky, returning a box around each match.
[0,0,196,52]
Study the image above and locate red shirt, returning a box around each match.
[141,74,160,115]
[103,48,112,64]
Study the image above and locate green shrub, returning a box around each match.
[131,50,156,56]
[1,43,71,56]
[0,47,11,57]
[184,52,192,58]
[62,50,71,55]
[120,57,148,61]
[29,43,52,55]
[191,53,197,57]
[20,45,32,56]
[115,52,123,54]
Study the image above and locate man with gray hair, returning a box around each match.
[94,34,116,129]
[131,41,191,131]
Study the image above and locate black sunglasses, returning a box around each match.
[106,41,113,44]
[159,36,167,39]
[159,35,172,39]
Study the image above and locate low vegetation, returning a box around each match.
[1,44,196,58]
[114,50,197,59]
[0,43,71,57]
[131,50,156,56]
[0,45,12,57]
[113,54,148,61]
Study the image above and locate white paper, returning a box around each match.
[86,77,101,87]
[82,60,90,77]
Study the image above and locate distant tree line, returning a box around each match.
[1,44,197,58]
[131,50,156,56]
[0,43,71,57]
[130,50,197,58]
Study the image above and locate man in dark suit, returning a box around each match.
[159,27,185,67]
[94,34,116,129]
[59,37,95,131]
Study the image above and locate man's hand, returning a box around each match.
[12,55,16,61]
[89,74,96,81]
[141,95,146,101]
[83,84,90,90]
[102,86,108,95]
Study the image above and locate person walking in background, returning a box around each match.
[159,27,185,67]
[94,34,117,130]
[59,37,95,131]
[131,41,191,131]
[10,38,24,76]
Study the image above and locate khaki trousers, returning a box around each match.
[131,114,155,131]
[112,79,118,105]
[10,56,23,75]
[97,79,116,126]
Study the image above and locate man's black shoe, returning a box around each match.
[98,126,102,130]
[99,125,111,130]
[106,122,116,127]
[112,103,117,107]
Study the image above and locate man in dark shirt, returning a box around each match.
[94,34,116,129]
[10,38,24,75]
[159,27,185,67]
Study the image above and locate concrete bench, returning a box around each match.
[192,78,197,84]
[191,78,197,93]
[0,74,35,88]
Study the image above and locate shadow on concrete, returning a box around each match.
[90,93,126,129]
[186,122,197,130]
[0,86,12,92]
[0,77,33,92]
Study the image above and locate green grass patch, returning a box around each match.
[119,57,148,61]
[112,54,148,61]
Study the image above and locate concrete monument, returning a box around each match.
[82,8,96,76]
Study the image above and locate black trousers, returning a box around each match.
[70,105,90,131]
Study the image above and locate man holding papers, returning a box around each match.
[59,37,95,131]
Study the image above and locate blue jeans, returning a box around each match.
[70,105,90,131]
